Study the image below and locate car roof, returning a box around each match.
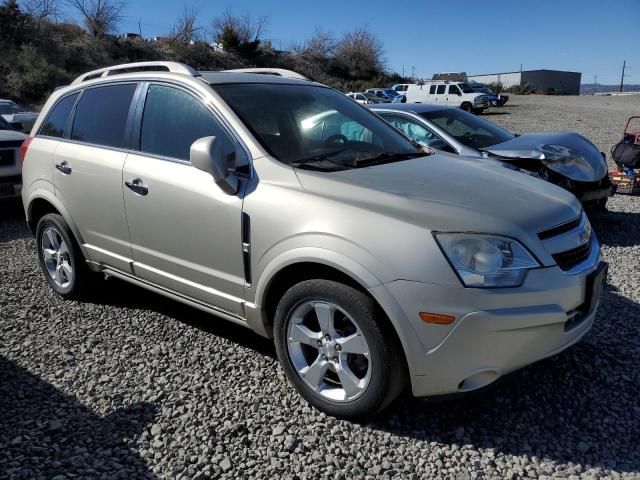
[198,71,319,86]
[368,103,452,114]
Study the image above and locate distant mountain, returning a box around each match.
[581,83,640,95]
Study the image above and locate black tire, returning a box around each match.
[460,102,473,113]
[273,279,406,419]
[36,213,94,300]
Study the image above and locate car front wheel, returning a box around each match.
[274,279,406,419]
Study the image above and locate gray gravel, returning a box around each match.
[2,95,640,479]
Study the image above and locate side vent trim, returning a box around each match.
[241,212,251,285]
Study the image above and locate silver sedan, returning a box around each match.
[369,103,614,210]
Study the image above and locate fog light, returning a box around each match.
[419,312,455,325]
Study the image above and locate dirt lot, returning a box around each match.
[1,96,639,480]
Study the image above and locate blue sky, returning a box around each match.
[61,0,638,84]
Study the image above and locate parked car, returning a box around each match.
[22,61,605,419]
[370,103,614,210]
[0,100,39,132]
[405,81,490,113]
[0,115,27,198]
[470,85,509,106]
[362,92,390,103]
[365,88,399,101]
[391,83,410,95]
[345,92,373,104]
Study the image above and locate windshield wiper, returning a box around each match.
[291,148,355,171]
[349,150,429,167]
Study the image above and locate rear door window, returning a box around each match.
[429,85,436,94]
[40,93,79,138]
[71,84,137,148]
[436,85,446,95]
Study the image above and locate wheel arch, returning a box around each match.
[251,250,414,379]
[26,191,86,250]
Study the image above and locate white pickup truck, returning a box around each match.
[405,81,490,114]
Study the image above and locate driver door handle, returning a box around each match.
[125,178,149,196]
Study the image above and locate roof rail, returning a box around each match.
[71,62,200,85]
[220,68,310,81]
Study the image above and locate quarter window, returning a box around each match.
[40,93,79,138]
[71,84,137,148]
[140,84,235,162]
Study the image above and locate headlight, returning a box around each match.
[435,233,540,287]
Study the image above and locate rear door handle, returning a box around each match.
[125,178,149,196]
[55,161,72,175]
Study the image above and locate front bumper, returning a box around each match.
[371,256,604,398]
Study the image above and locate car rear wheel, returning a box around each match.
[274,279,406,419]
[36,213,94,299]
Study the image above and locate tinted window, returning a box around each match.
[40,93,79,138]
[421,109,515,149]
[0,102,22,115]
[429,85,436,94]
[448,85,460,95]
[71,84,136,148]
[140,84,234,161]
[380,113,440,145]
[436,85,446,94]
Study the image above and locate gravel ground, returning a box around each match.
[1,95,640,480]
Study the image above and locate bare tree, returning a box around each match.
[168,6,201,47]
[211,9,267,51]
[292,27,334,74]
[22,0,59,19]
[66,0,125,36]
[334,27,385,78]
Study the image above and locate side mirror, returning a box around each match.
[426,138,448,150]
[190,136,240,195]
[457,92,462,96]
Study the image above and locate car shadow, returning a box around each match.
[480,111,511,116]
[368,287,639,473]
[82,276,277,359]
[0,356,157,478]
[590,209,640,247]
[0,198,30,243]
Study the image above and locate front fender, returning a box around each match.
[248,245,424,380]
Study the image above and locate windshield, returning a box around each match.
[421,109,515,149]
[458,83,475,94]
[215,83,419,169]
[0,102,23,115]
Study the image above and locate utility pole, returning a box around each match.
[402,64,405,78]
[620,60,626,93]
[593,74,597,95]
[520,63,522,72]
[138,19,142,37]
[411,65,415,82]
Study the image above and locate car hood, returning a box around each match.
[0,130,27,142]
[483,132,607,182]
[296,152,581,239]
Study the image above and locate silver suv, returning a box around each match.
[21,62,606,419]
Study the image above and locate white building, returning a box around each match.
[468,69,582,95]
